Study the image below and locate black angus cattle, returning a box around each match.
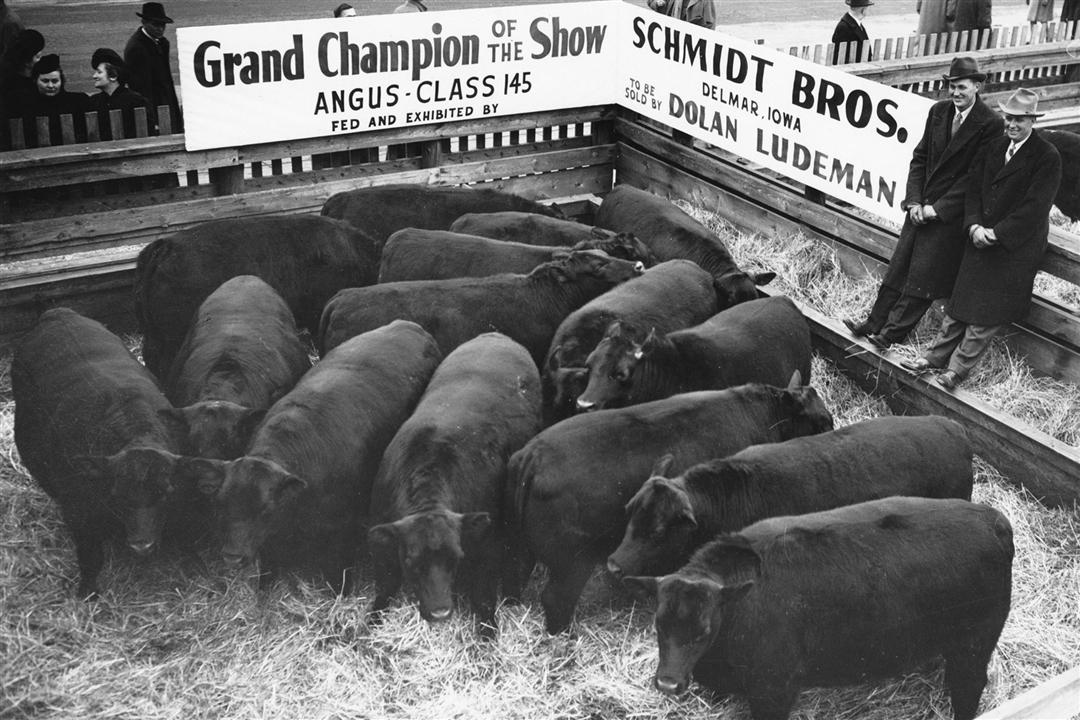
[367,333,541,637]
[595,184,775,307]
[162,276,311,461]
[319,250,646,366]
[608,415,974,580]
[378,228,655,282]
[12,308,195,598]
[134,215,378,377]
[508,375,833,634]
[321,184,563,247]
[576,296,812,413]
[1044,129,1080,221]
[625,497,1013,720]
[450,211,634,247]
[186,321,442,592]
[542,259,718,424]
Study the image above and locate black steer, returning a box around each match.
[367,333,541,637]
[625,497,1013,720]
[12,308,193,598]
[134,215,378,377]
[508,375,834,634]
[595,184,775,306]
[543,259,718,425]
[608,415,974,579]
[162,276,311,461]
[1044,129,1080,221]
[450,211,630,247]
[319,250,646,366]
[321,184,563,247]
[576,296,812,413]
[187,320,442,592]
[378,228,655,282]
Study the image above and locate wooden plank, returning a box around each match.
[0,144,615,258]
[849,40,1076,86]
[975,666,1080,720]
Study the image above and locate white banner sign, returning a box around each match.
[616,9,933,222]
[178,1,939,222]
[178,2,620,151]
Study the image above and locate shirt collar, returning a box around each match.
[141,27,161,43]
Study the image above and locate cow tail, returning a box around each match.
[132,238,170,333]
[506,447,535,536]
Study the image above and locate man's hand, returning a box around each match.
[921,204,938,222]
[908,205,925,225]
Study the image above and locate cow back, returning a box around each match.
[450,211,605,246]
[370,333,542,523]
[134,215,378,376]
[321,184,562,246]
[1043,129,1080,221]
[379,229,557,282]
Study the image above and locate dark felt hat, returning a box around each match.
[334,3,355,16]
[32,53,60,77]
[846,0,874,6]
[7,29,44,62]
[91,48,124,70]
[942,56,987,82]
[137,2,174,23]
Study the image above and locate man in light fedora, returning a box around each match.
[124,2,181,133]
[844,56,1002,349]
[831,0,873,64]
[901,88,1061,390]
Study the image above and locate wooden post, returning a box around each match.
[209,164,244,195]
[420,139,443,169]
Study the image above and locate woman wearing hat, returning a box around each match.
[845,57,1002,349]
[89,47,154,141]
[21,53,89,147]
[123,2,181,133]
[902,88,1062,390]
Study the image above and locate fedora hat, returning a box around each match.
[846,0,874,6]
[998,88,1045,117]
[942,56,986,82]
[136,2,173,23]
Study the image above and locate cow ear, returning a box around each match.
[719,581,755,606]
[368,523,399,557]
[273,473,307,502]
[752,271,776,287]
[639,328,660,357]
[622,575,659,602]
[460,512,493,547]
[237,409,267,443]
[787,370,803,389]
[178,457,228,496]
[650,454,675,479]
[709,535,762,588]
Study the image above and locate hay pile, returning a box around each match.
[2,334,1078,719]
[679,202,1080,447]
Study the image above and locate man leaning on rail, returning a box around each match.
[843,56,1002,349]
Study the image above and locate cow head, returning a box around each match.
[368,510,492,622]
[714,270,776,308]
[160,403,266,461]
[572,230,657,267]
[576,321,652,412]
[608,455,696,579]
[537,250,645,286]
[776,371,834,439]
[71,446,189,556]
[186,456,308,568]
[624,537,760,695]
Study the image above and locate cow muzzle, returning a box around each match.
[654,675,687,695]
[128,539,156,556]
[576,397,596,412]
[222,551,247,568]
[606,557,624,579]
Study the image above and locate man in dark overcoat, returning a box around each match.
[903,88,1062,390]
[123,2,181,132]
[831,0,872,64]
[844,56,1001,348]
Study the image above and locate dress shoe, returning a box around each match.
[843,318,872,337]
[936,370,962,390]
[899,357,932,374]
[866,333,891,350]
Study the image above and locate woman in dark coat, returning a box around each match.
[21,53,89,147]
[903,88,1062,390]
[88,47,154,140]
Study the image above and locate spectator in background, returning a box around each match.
[831,0,873,64]
[646,0,717,29]
[22,53,89,146]
[89,47,153,140]
[0,28,43,118]
[394,0,427,12]
[844,57,1002,349]
[917,0,950,36]
[334,3,357,16]
[1027,0,1055,41]
[0,0,24,60]
[948,0,992,48]
[124,2,181,133]
[901,88,1061,390]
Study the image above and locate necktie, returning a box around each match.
[951,111,963,139]
[1006,143,1017,163]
